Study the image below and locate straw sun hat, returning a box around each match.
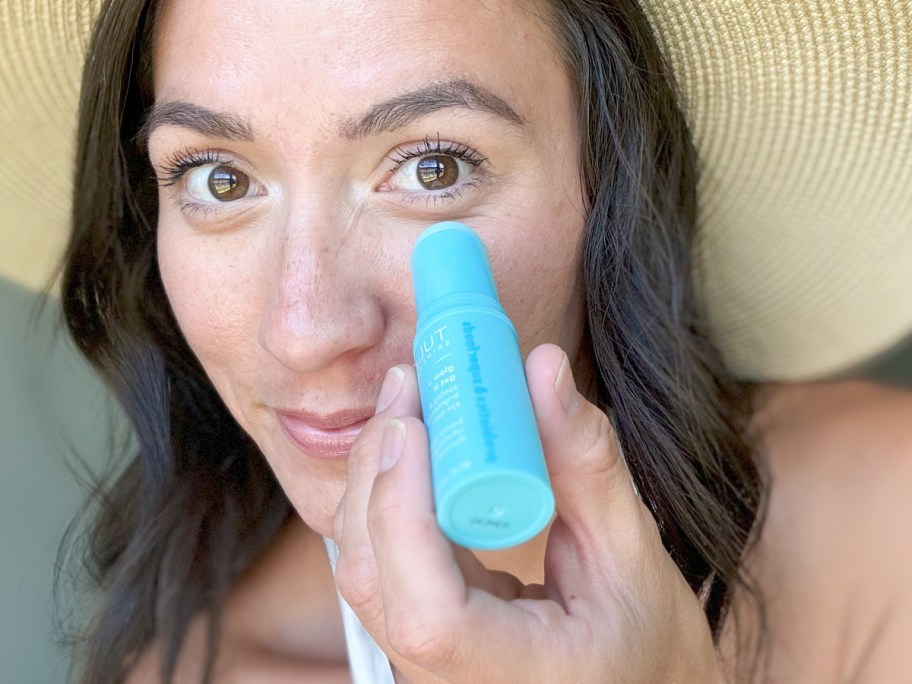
[1,1,910,381]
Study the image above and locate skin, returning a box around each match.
[718,381,912,683]
[150,0,588,538]
[146,0,721,681]
[139,0,912,681]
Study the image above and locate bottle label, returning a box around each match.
[415,324,469,469]
[413,309,553,549]
[462,321,496,464]
[414,312,522,496]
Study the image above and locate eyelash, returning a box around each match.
[153,135,488,217]
[387,135,487,170]
[385,135,488,207]
[154,147,258,218]
[155,146,225,188]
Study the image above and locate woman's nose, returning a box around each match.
[258,221,386,374]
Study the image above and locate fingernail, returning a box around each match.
[379,419,406,473]
[554,353,580,414]
[375,367,406,415]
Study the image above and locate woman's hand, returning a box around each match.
[332,343,724,683]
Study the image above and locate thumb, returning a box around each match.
[525,344,651,552]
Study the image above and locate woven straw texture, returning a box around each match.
[0,0,102,291]
[641,1,912,379]
[1,1,910,380]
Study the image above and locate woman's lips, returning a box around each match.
[275,409,373,460]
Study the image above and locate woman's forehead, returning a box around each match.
[151,0,566,127]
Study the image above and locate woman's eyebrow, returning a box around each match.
[137,101,254,146]
[137,79,524,146]
[341,79,526,139]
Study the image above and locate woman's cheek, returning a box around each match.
[158,231,257,374]
[483,203,586,355]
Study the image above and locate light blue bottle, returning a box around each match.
[411,221,555,550]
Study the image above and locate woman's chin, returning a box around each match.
[257,437,350,539]
[276,473,346,541]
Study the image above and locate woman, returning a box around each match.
[64,0,760,681]
[63,0,908,681]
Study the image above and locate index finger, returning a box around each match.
[368,412,576,683]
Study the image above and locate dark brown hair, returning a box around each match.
[61,1,765,682]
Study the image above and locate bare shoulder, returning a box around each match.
[729,381,912,682]
[753,381,912,559]
[126,520,350,683]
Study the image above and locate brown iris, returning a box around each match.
[416,155,459,190]
[208,165,250,201]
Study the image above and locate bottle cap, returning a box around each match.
[411,222,499,318]
[440,471,555,550]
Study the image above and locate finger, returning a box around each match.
[524,344,655,563]
[364,364,469,662]
[528,345,721,676]
[370,414,466,610]
[333,365,419,626]
[333,365,404,545]
[366,365,467,621]
[367,394,571,682]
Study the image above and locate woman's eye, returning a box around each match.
[185,163,255,203]
[393,154,476,192]
[414,155,460,189]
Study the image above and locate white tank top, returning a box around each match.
[324,538,396,684]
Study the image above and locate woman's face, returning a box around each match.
[150,0,587,535]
